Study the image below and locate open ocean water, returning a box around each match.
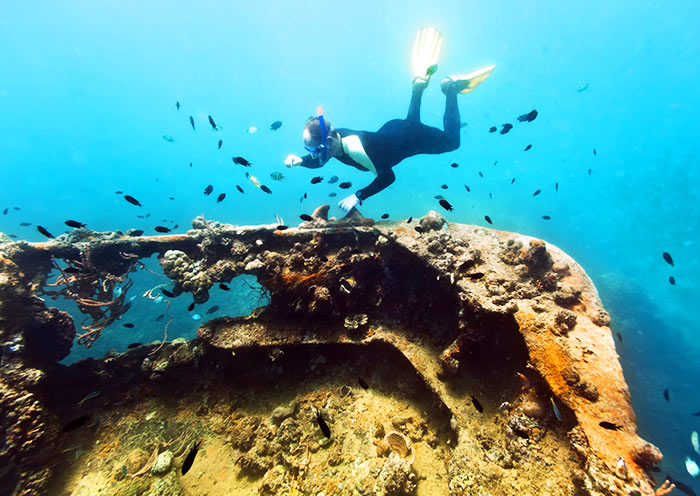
[1,1,699,492]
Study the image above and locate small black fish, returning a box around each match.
[275,225,288,230]
[533,189,541,197]
[175,101,180,110]
[588,168,592,175]
[124,195,142,206]
[261,185,272,194]
[169,197,175,200]
[489,193,493,199]
[187,302,195,312]
[478,171,483,177]
[467,272,485,280]
[204,185,213,196]
[439,199,453,212]
[338,181,352,189]
[616,332,623,343]
[484,215,493,224]
[663,388,670,401]
[358,377,369,389]
[155,226,172,233]
[127,342,142,349]
[669,276,676,286]
[65,220,86,228]
[7,234,17,238]
[488,126,497,133]
[542,215,551,220]
[64,267,82,274]
[236,185,244,194]
[130,229,144,237]
[37,225,54,238]
[662,252,674,266]
[311,176,324,184]
[407,217,412,223]
[315,408,331,438]
[62,414,92,432]
[693,411,700,417]
[381,213,389,219]
[156,314,165,322]
[517,109,538,122]
[524,144,532,151]
[189,162,193,167]
[232,156,251,166]
[328,192,337,197]
[464,185,471,192]
[555,182,559,192]
[206,305,219,315]
[123,323,135,328]
[2,208,6,215]
[494,161,498,166]
[161,289,175,298]
[500,123,513,134]
[666,476,698,496]
[441,184,448,189]
[216,193,226,203]
[217,139,222,149]
[471,395,483,412]
[511,178,516,185]
[19,222,31,226]
[434,195,443,200]
[450,162,459,168]
[115,190,123,194]
[328,175,339,184]
[219,283,230,291]
[181,440,202,476]
[414,226,424,233]
[189,116,195,130]
[593,148,597,155]
[599,421,623,431]
[300,214,313,221]
[208,115,218,130]
[13,207,19,211]
[270,120,282,130]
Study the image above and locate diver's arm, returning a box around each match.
[356,168,396,201]
[285,154,323,169]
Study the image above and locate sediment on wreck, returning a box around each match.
[0,211,661,495]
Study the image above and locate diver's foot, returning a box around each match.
[412,75,430,91]
[441,65,496,95]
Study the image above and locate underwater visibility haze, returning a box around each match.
[1,1,699,494]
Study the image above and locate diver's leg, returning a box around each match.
[406,80,427,123]
[442,91,460,150]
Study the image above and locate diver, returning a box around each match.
[284,27,495,212]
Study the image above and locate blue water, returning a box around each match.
[2,1,699,490]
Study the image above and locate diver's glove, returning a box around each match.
[284,154,302,167]
[338,193,359,212]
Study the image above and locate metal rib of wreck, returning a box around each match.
[0,208,662,495]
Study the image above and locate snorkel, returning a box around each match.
[317,107,328,165]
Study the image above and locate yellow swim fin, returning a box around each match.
[444,64,496,94]
[412,27,442,81]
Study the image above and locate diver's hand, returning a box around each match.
[656,479,675,496]
[284,154,302,167]
[338,194,359,213]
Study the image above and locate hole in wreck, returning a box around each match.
[44,341,455,495]
[442,311,531,410]
[37,256,269,365]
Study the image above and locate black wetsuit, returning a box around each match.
[299,86,461,201]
